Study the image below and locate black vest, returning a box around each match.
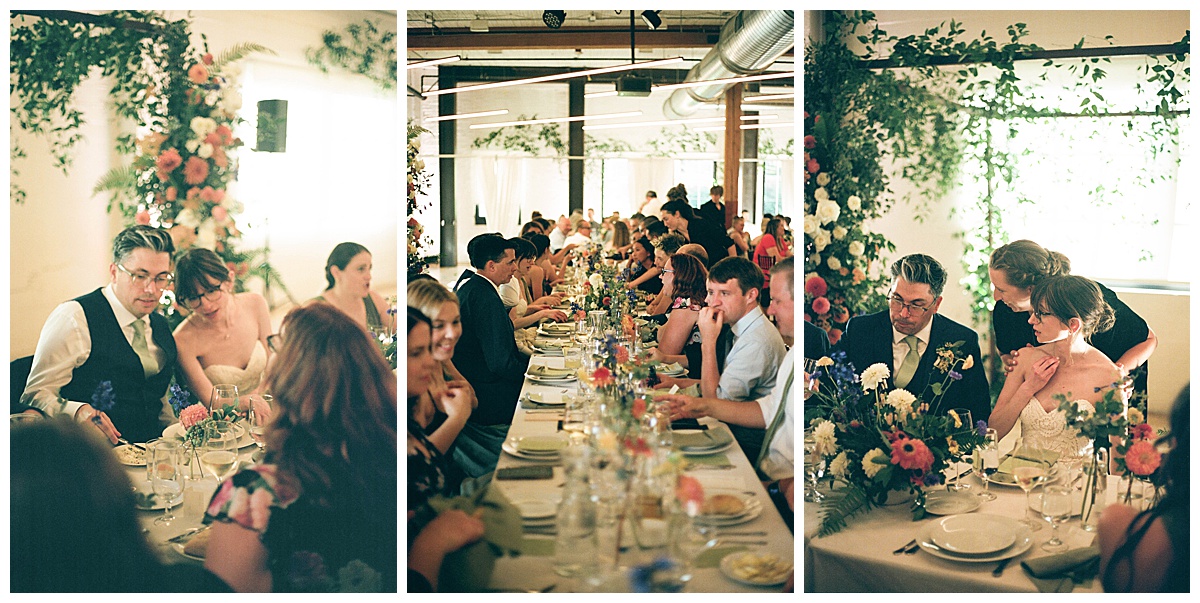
[59,288,177,443]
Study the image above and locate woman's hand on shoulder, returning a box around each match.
[1021,350,1059,393]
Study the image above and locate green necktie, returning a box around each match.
[895,334,920,389]
[131,319,158,378]
[756,365,794,475]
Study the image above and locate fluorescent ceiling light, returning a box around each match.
[424,57,686,97]
[691,116,780,132]
[470,111,643,130]
[425,109,509,123]
[740,122,794,130]
[584,90,619,99]
[407,56,461,70]
[583,117,726,131]
[743,92,795,102]
[654,71,795,92]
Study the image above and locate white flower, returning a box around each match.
[198,143,214,159]
[803,214,820,235]
[815,199,840,225]
[414,159,425,172]
[190,116,217,137]
[812,420,837,457]
[175,209,201,229]
[848,241,865,257]
[222,63,243,79]
[812,228,831,252]
[194,219,218,250]
[219,90,243,114]
[829,451,850,478]
[205,91,220,106]
[862,448,887,478]
[885,389,917,415]
[832,226,847,240]
[816,172,831,186]
[1127,407,1144,425]
[847,195,862,211]
[185,139,201,153]
[588,273,604,289]
[860,363,890,391]
[1077,403,1093,420]
[814,187,829,202]
[811,252,821,266]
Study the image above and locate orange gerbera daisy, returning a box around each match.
[1125,439,1162,476]
[183,156,209,185]
[890,437,934,472]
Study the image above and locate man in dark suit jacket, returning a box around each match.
[835,254,991,423]
[660,198,734,268]
[452,234,527,477]
[805,320,831,361]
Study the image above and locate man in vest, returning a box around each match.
[22,225,179,444]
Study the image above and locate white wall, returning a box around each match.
[9,10,398,357]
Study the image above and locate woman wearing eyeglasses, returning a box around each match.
[173,248,274,409]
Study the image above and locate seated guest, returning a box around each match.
[754,216,792,308]
[629,213,646,236]
[500,237,568,330]
[519,221,544,237]
[548,215,570,252]
[310,242,393,333]
[563,219,593,248]
[660,198,734,267]
[648,253,708,377]
[662,257,797,529]
[606,219,633,259]
[203,303,397,592]
[407,281,477,461]
[173,247,273,410]
[656,257,786,459]
[406,307,486,592]
[645,233,688,317]
[638,189,660,215]
[523,233,560,300]
[11,418,231,592]
[22,225,178,444]
[749,213,774,255]
[678,243,709,266]
[1099,384,1188,592]
[989,239,1155,400]
[836,253,990,422]
[452,234,529,477]
[728,215,751,258]
[622,236,662,296]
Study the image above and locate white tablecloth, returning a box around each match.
[487,354,796,592]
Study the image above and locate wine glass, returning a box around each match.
[1040,485,1073,552]
[147,440,183,525]
[201,420,239,482]
[247,394,272,462]
[974,428,1000,501]
[802,432,826,503]
[1012,437,1048,532]
[209,383,239,415]
[947,408,973,492]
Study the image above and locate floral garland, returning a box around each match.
[407,123,435,276]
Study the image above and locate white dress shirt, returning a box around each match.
[891,319,933,374]
[548,228,568,252]
[717,305,787,401]
[755,347,795,480]
[22,284,170,422]
[563,232,592,248]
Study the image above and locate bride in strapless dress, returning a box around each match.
[989,276,1127,453]
[174,248,275,410]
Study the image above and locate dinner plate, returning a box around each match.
[132,480,185,511]
[527,365,579,379]
[163,421,254,449]
[513,499,557,520]
[923,490,982,516]
[171,542,205,562]
[695,498,763,527]
[526,374,579,385]
[524,393,569,407]
[719,551,793,587]
[656,363,686,376]
[536,326,575,338]
[678,440,734,457]
[929,514,1017,554]
[986,471,1023,487]
[501,441,561,462]
[114,444,148,466]
[917,520,1033,563]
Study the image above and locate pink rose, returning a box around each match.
[806,158,820,174]
[212,206,228,222]
[202,53,214,66]
[804,135,816,149]
[135,210,151,225]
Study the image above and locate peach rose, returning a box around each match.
[188,63,209,85]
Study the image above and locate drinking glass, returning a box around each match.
[1012,437,1048,531]
[147,440,183,525]
[1040,485,1073,552]
[974,428,1000,501]
[208,383,239,414]
[201,420,239,481]
[247,394,272,462]
[947,408,973,491]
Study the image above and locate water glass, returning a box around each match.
[1040,485,1073,551]
[974,428,1000,501]
[147,440,183,525]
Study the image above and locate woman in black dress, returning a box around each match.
[989,239,1157,398]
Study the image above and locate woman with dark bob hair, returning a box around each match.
[173,247,273,408]
[310,242,393,333]
[201,303,397,592]
[989,239,1156,399]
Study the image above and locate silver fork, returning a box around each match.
[892,538,918,555]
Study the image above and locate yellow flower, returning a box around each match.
[948,409,962,428]
[816,356,834,367]
[946,437,959,457]
[961,355,974,370]
[1127,407,1145,425]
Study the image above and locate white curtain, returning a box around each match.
[472,156,526,236]
[626,157,675,215]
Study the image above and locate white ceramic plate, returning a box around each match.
[677,440,734,457]
[918,520,1033,563]
[987,471,1022,487]
[114,444,148,466]
[923,490,982,516]
[517,435,569,453]
[524,393,568,407]
[536,327,574,338]
[513,499,557,520]
[695,498,763,527]
[132,480,184,511]
[501,441,561,462]
[719,551,793,587]
[171,542,205,562]
[163,421,253,449]
[526,375,579,385]
[929,514,1017,554]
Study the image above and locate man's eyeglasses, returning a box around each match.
[118,264,174,289]
[180,287,225,310]
[887,296,932,316]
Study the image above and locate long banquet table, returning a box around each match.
[803,468,1118,592]
[485,351,796,593]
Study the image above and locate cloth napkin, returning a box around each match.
[682,453,733,469]
[425,485,523,592]
[695,545,749,568]
[673,427,733,451]
[527,364,577,379]
[996,447,1061,475]
[519,536,556,557]
[1021,545,1101,593]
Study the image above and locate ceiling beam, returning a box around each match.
[408,29,725,50]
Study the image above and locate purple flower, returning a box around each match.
[91,381,115,413]
[922,473,943,487]
[975,420,988,436]
[948,370,962,381]
[168,383,192,415]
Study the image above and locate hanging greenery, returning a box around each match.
[306,19,397,91]
[471,118,567,156]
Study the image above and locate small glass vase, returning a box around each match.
[1118,473,1158,511]
[1080,448,1109,532]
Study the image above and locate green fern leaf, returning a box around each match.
[92,165,137,195]
[816,482,873,537]
[212,43,275,70]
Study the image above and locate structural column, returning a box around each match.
[568,79,584,216]
[437,69,457,268]
[722,83,744,229]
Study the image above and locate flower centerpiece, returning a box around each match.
[1055,377,1132,527]
[806,345,983,535]
[169,383,240,475]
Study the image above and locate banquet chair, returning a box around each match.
[11,355,34,410]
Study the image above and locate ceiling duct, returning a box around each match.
[663,10,794,120]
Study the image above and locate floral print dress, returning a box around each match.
[205,463,397,592]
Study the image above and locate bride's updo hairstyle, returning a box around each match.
[989,239,1071,290]
[174,247,230,303]
[1030,275,1115,339]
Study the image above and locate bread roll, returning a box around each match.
[183,528,211,558]
[702,494,746,516]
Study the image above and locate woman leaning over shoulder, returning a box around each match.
[311,242,394,333]
[202,304,397,592]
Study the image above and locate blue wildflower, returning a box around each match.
[629,556,682,593]
[91,381,115,413]
[168,383,192,415]
[948,370,962,381]
[922,472,943,487]
[975,419,988,436]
